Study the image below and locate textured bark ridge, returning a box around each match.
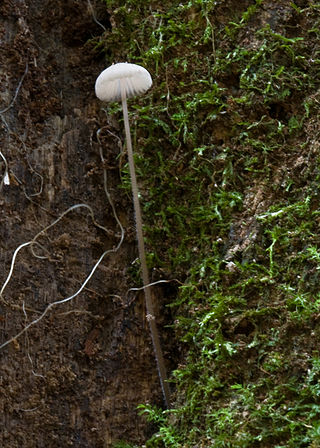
[0,1,169,446]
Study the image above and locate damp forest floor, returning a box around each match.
[1,0,320,448]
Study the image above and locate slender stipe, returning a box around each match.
[95,63,171,407]
[121,84,170,407]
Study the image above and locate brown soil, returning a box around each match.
[0,1,170,446]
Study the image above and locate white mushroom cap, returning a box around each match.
[95,62,152,102]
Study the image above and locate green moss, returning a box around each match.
[95,0,320,446]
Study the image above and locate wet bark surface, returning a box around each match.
[0,1,168,446]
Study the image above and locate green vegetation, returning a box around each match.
[95,0,320,446]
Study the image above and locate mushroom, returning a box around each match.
[95,62,170,407]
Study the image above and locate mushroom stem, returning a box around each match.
[121,85,171,408]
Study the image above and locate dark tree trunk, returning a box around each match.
[0,1,162,446]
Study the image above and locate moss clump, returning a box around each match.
[95,0,320,446]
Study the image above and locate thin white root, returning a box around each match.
[0,198,124,350]
[127,278,182,294]
[26,156,44,197]
[0,124,126,354]
[0,203,113,299]
[0,245,119,350]
[0,241,32,297]
[0,62,29,114]
[87,0,107,32]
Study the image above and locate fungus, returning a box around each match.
[95,63,170,407]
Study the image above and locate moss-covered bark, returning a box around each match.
[2,0,320,446]
[95,0,320,446]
